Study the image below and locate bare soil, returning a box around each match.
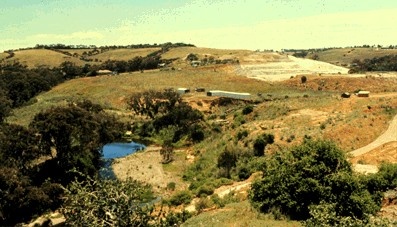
[111,146,183,193]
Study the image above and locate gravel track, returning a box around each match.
[350,114,397,157]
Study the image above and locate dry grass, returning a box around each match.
[182,200,301,227]
[86,48,161,61]
[7,65,274,126]
[0,52,9,61]
[162,47,253,60]
[316,48,397,65]
[6,49,87,68]
[60,48,92,55]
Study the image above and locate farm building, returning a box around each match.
[357,91,370,97]
[97,69,112,75]
[206,90,251,99]
[177,88,190,94]
[191,60,201,67]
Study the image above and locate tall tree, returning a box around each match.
[30,101,125,185]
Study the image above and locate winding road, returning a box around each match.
[350,114,397,157]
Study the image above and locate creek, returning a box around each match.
[99,141,146,179]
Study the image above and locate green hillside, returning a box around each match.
[313,47,397,66]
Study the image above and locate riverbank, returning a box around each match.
[111,146,182,193]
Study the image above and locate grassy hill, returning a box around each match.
[312,47,397,66]
[5,49,87,68]
[84,47,161,61]
[162,46,252,59]
[4,45,397,225]
[0,52,9,61]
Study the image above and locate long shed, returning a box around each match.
[206,90,251,99]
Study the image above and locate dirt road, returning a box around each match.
[350,114,397,157]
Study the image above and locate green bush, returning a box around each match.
[236,130,249,141]
[242,105,254,115]
[167,182,176,191]
[249,140,379,221]
[62,177,156,226]
[195,197,214,213]
[196,184,215,197]
[253,133,274,156]
[169,190,192,206]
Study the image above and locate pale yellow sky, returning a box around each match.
[1,0,397,51]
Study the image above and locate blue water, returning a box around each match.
[100,142,146,179]
[102,142,146,159]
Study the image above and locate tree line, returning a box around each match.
[350,54,397,72]
[5,42,195,52]
[0,100,125,225]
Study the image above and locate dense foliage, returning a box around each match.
[249,140,380,222]
[128,89,204,143]
[62,176,156,226]
[350,54,397,72]
[0,62,64,109]
[30,101,126,185]
[62,175,192,227]
[0,100,125,225]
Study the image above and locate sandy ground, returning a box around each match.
[111,146,181,192]
[349,113,397,174]
[237,54,349,81]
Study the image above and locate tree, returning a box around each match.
[217,147,238,178]
[0,89,12,123]
[160,141,174,164]
[0,167,62,226]
[301,75,307,84]
[253,133,274,156]
[0,124,42,171]
[127,89,182,119]
[249,140,379,221]
[128,89,204,143]
[62,176,157,226]
[29,101,125,185]
[59,61,82,79]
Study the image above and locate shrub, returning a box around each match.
[62,177,156,226]
[242,105,254,115]
[253,133,274,156]
[169,190,192,206]
[236,130,249,141]
[167,182,176,191]
[196,184,215,197]
[249,140,379,221]
[301,76,307,84]
[195,197,214,213]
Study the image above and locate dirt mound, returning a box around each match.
[282,75,397,93]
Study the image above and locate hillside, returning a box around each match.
[4,49,88,68]
[0,52,9,61]
[84,47,161,61]
[312,47,397,66]
[3,45,397,225]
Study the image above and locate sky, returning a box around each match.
[1,0,397,51]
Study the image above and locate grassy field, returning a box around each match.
[162,46,253,60]
[86,48,161,61]
[5,46,397,225]
[314,47,397,66]
[0,52,9,61]
[59,48,92,55]
[181,200,301,227]
[6,49,87,68]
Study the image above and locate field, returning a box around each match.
[314,47,397,66]
[85,47,161,61]
[162,46,253,60]
[6,47,397,225]
[5,49,87,68]
[0,52,9,61]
